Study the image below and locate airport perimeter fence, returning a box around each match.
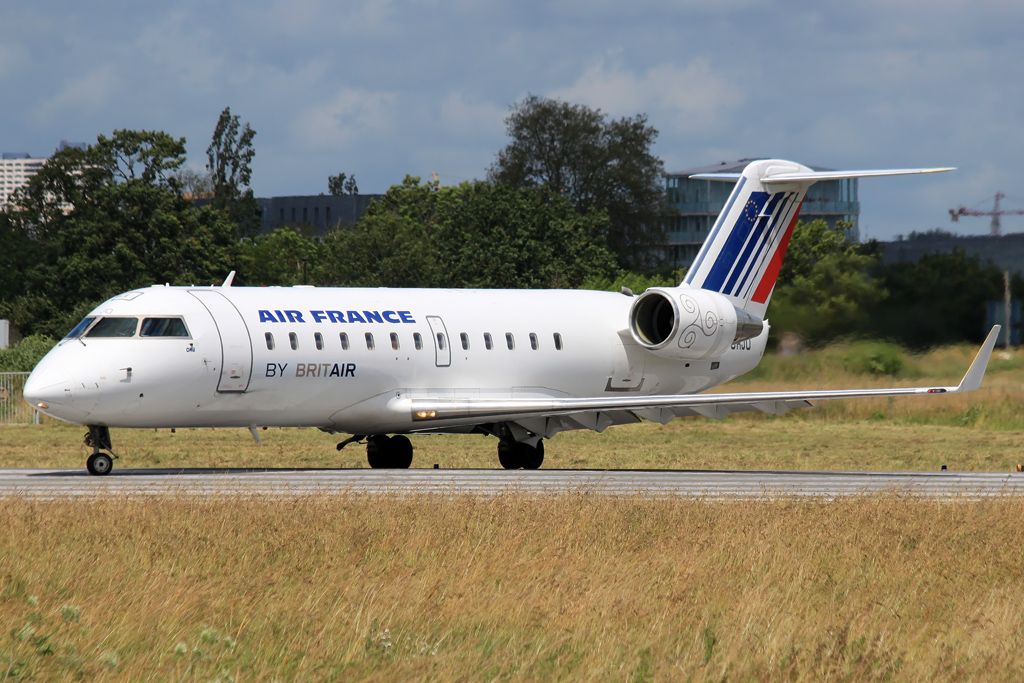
[0,372,40,425]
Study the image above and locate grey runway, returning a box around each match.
[1,467,1023,499]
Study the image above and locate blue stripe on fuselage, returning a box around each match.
[701,191,770,292]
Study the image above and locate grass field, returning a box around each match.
[3,496,1024,680]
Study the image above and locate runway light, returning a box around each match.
[35,402,48,410]
[414,410,437,420]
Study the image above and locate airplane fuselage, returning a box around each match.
[26,285,768,433]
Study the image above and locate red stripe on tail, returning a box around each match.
[751,201,802,304]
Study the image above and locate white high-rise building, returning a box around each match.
[0,153,46,210]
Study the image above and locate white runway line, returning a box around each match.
[0,468,1022,499]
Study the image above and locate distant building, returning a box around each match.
[879,230,1024,277]
[662,159,860,269]
[256,194,380,235]
[0,153,46,210]
[0,142,86,211]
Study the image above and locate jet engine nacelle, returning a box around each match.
[628,287,764,361]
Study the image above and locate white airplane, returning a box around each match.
[23,159,999,475]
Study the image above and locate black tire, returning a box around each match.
[390,435,413,469]
[366,435,392,469]
[497,441,520,469]
[519,440,545,470]
[86,453,113,476]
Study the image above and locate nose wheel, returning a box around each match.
[366,434,414,468]
[84,426,116,476]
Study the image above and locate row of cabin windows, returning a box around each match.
[265,330,565,352]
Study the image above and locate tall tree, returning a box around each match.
[315,177,617,289]
[328,172,359,196]
[489,95,666,271]
[207,107,260,235]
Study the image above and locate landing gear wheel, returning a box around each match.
[366,435,392,469]
[389,435,414,469]
[497,440,544,470]
[520,440,544,470]
[498,441,520,469]
[86,452,113,476]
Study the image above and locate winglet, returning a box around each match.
[221,271,236,287]
[957,325,1001,392]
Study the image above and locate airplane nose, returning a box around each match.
[23,366,71,411]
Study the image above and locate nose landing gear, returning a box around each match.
[84,426,116,476]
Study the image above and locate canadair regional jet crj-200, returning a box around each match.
[24,159,1000,475]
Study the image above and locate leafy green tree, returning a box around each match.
[0,335,56,372]
[328,172,359,196]
[315,177,617,289]
[3,130,241,337]
[239,227,323,286]
[489,95,666,271]
[869,250,1003,348]
[207,106,260,235]
[768,219,886,344]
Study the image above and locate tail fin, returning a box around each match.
[682,159,953,319]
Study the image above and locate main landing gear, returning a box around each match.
[84,425,115,476]
[497,439,544,470]
[365,434,414,469]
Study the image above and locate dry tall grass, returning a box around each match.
[2,495,1023,680]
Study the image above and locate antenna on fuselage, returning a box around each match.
[221,271,236,287]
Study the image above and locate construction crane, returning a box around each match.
[949,192,1024,237]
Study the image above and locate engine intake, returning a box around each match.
[628,287,764,361]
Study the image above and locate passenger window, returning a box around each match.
[85,317,138,338]
[413,332,422,350]
[340,332,349,350]
[484,333,493,350]
[140,318,189,337]
[505,333,514,350]
[365,332,375,350]
[554,332,563,350]
[315,332,324,350]
[265,332,275,350]
[529,332,538,350]
[289,332,298,350]
[437,333,446,351]
[390,332,400,350]
[460,332,469,350]
[64,316,96,339]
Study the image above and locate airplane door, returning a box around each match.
[426,315,451,367]
[189,290,253,392]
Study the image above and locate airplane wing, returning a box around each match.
[396,326,1000,436]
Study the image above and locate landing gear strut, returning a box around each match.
[366,434,414,469]
[84,426,115,476]
[498,439,544,470]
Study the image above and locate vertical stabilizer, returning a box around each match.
[682,160,953,319]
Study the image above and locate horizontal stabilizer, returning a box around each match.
[761,167,955,185]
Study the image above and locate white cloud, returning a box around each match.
[292,88,398,148]
[551,57,742,133]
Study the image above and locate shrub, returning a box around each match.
[841,340,906,376]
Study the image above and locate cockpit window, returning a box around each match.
[64,317,96,339]
[140,317,189,337]
[85,317,139,338]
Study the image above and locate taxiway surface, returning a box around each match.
[0,468,1022,498]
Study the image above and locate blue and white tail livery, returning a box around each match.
[683,159,954,319]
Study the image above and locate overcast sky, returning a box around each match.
[2,0,1021,240]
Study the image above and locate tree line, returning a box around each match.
[0,98,1013,367]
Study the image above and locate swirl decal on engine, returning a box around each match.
[678,293,719,349]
